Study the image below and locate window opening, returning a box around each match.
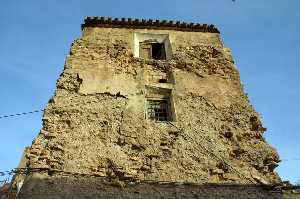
[151,43,166,60]
[134,33,171,59]
[139,41,166,60]
[146,99,170,121]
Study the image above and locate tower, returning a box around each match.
[14,17,286,198]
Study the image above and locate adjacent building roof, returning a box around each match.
[81,17,220,33]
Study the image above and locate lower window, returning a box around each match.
[146,99,170,121]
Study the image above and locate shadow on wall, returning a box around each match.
[13,175,300,199]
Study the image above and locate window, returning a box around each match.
[145,87,175,122]
[139,41,166,60]
[146,99,170,121]
[134,33,171,59]
[151,43,166,60]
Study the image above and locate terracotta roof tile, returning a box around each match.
[81,17,220,33]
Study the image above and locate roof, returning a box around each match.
[81,17,220,33]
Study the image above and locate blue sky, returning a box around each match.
[0,0,299,184]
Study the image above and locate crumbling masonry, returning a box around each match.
[11,17,299,198]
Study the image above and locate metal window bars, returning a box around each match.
[146,99,169,121]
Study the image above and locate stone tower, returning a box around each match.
[14,17,286,198]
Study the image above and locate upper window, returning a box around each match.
[134,33,172,60]
[152,43,166,60]
[139,40,166,60]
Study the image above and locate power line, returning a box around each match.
[0,167,291,187]
[1,100,299,184]
[1,167,299,190]
[0,109,44,119]
[0,98,102,120]
[281,158,300,161]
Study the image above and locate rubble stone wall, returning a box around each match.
[16,24,285,198]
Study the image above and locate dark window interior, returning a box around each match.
[147,99,170,121]
[151,43,166,60]
[158,78,167,83]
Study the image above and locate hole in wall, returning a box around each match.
[158,79,167,83]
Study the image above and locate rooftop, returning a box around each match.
[81,17,220,33]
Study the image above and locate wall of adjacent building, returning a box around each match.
[17,175,300,199]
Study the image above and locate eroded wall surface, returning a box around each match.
[16,25,286,198]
